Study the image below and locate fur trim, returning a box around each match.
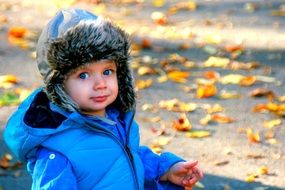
[37,9,135,112]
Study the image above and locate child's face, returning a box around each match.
[64,60,118,117]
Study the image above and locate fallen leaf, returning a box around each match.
[167,70,190,83]
[213,160,229,166]
[135,79,153,90]
[203,56,230,68]
[203,70,220,81]
[0,74,18,88]
[196,84,217,98]
[257,166,269,175]
[246,174,257,183]
[219,90,241,99]
[239,76,256,86]
[173,113,192,131]
[137,66,157,76]
[202,103,225,114]
[250,88,275,99]
[211,113,235,123]
[247,128,261,143]
[8,26,28,38]
[263,119,282,129]
[185,130,211,138]
[159,99,197,112]
[151,11,167,25]
[219,74,244,84]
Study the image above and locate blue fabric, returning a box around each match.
[4,89,184,189]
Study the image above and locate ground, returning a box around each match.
[0,0,285,190]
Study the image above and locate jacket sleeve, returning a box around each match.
[138,145,184,189]
[29,148,77,190]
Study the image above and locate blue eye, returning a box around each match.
[103,69,113,76]
[79,72,89,79]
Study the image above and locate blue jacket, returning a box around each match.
[4,89,184,190]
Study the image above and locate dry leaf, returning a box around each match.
[151,11,167,25]
[167,70,190,83]
[159,99,197,112]
[239,76,256,86]
[203,70,220,81]
[173,113,192,131]
[213,160,229,166]
[211,113,235,123]
[152,0,165,7]
[203,56,230,68]
[263,119,282,129]
[250,88,275,98]
[135,79,153,89]
[219,74,244,84]
[219,90,241,99]
[185,130,211,138]
[246,174,257,183]
[196,84,217,98]
[8,26,28,38]
[202,104,225,114]
[0,74,18,88]
[137,66,157,76]
[247,128,261,143]
[257,166,269,175]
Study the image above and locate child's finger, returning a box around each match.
[183,160,198,169]
[193,166,204,179]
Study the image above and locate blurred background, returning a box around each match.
[0,0,285,189]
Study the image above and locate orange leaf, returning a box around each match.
[135,79,153,89]
[203,70,220,81]
[246,128,261,143]
[172,113,192,131]
[167,70,190,83]
[8,26,28,38]
[151,11,167,25]
[211,113,235,123]
[239,76,256,86]
[196,84,217,98]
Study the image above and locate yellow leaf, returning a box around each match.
[263,119,282,129]
[211,113,235,123]
[219,90,241,99]
[185,130,211,138]
[246,128,261,143]
[202,104,225,114]
[151,11,167,25]
[159,99,197,112]
[196,84,217,98]
[204,34,222,44]
[137,66,156,76]
[257,166,269,175]
[152,0,165,7]
[219,74,244,84]
[173,113,192,131]
[203,56,230,68]
[167,71,190,83]
[135,79,153,90]
[239,76,256,86]
[157,75,168,83]
[199,114,212,125]
[246,174,257,183]
[0,74,19,89]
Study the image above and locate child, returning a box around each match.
[4,8,203,190]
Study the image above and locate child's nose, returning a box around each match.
[93,74,106,89]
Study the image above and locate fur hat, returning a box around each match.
[36,8,135,112]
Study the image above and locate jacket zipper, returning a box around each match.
[85,119,140,190]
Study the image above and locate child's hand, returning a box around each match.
[160,160,203,188]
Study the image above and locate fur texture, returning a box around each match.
[36,9,135,112]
